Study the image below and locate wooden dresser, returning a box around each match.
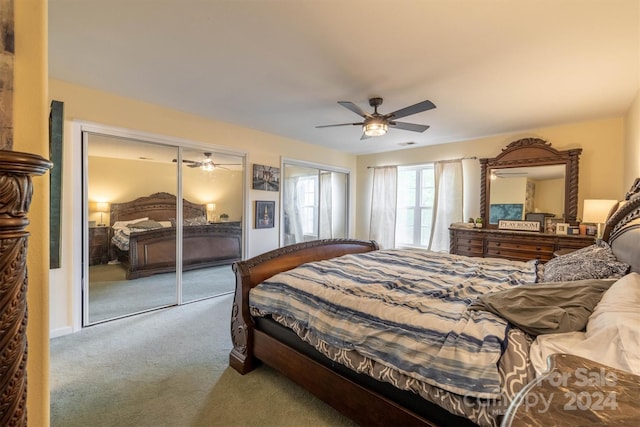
[449,224,594,262]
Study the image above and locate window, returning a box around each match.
[395,164,435,248]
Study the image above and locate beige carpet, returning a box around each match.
[51,293,357,427]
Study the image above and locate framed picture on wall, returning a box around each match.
[255,200,275,229]
[252,164,280,191]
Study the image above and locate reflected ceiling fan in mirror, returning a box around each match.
[173,152,241,171]
[316,97,436,140]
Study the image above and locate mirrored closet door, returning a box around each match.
[84,133,244,325]
[281,161,349,245]
[180,148,244,304]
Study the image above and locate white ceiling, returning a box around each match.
[49,0,639,155]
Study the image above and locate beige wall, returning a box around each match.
[356,117,626,240]
[49,79,357,336]
[534,178,564,218]
[15,0,49,424]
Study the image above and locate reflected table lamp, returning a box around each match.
[96,202,109,227]
[206,203,216,223]
[582,199,617,239]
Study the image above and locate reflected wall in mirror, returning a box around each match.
[480,138,581,228]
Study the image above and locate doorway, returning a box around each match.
[83,130,245,325]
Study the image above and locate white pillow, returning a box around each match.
[111,217,149,230]
[158,221,173,228]
[585,272,640,373]
[530,273,640,377]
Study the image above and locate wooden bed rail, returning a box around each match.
[229,239,379,374]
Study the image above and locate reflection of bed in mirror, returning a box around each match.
[109,192,242,279]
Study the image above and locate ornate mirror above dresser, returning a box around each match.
[450,138,591,262]
[479,138,582,227]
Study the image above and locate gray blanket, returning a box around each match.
[468,278,616,336]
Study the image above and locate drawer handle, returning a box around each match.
[495,242,501,247]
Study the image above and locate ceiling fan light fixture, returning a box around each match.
[363,121,388,137]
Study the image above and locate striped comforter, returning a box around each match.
[250,249,538,399]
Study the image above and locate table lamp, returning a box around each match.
[96,202,109,227]
[206,203,216,222]
[582,199,617,239]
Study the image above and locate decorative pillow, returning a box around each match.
[126,219,163,230]
[112,217,149,230]
[184,215,208,226]
[542,240,629,282]
[468,278,616,336]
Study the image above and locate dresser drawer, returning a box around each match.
[449,226,593,263]
[486,240,554,253]
[455,247,484,257]
[486,238,554,261]
[485,247,552,261]
[556,237,594,251]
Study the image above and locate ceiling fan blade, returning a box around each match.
[187,163,201,168]
[337,101,371,118]
[389,122,430,133]
[385,100,436,120]
[316,122,363,128]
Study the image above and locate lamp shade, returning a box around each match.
[96,202,109,213]
[582,199,617,223]
[363,122,388,137]
[206,203,216,212]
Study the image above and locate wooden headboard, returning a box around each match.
[602,179,640,273]
[110,192,206,225]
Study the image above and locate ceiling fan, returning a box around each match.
[173,152,241,171]
[316,97,436,140]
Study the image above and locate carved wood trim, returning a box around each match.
[0,150,52,426]
[229,239,379,374]
[479,138,582,227]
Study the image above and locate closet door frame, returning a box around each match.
[279,158,350,247]
[73,121,248,330]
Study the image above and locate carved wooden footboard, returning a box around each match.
[109,192,242,279]
[125,222,242,279]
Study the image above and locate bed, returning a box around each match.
[229,180,640,427]
[109,192,242,279]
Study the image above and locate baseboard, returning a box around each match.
[50,326,74,339]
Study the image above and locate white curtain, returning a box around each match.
[429,160,463,252]
[283,177,304,245]
[369,166,397,249]
[319,172,333,239]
